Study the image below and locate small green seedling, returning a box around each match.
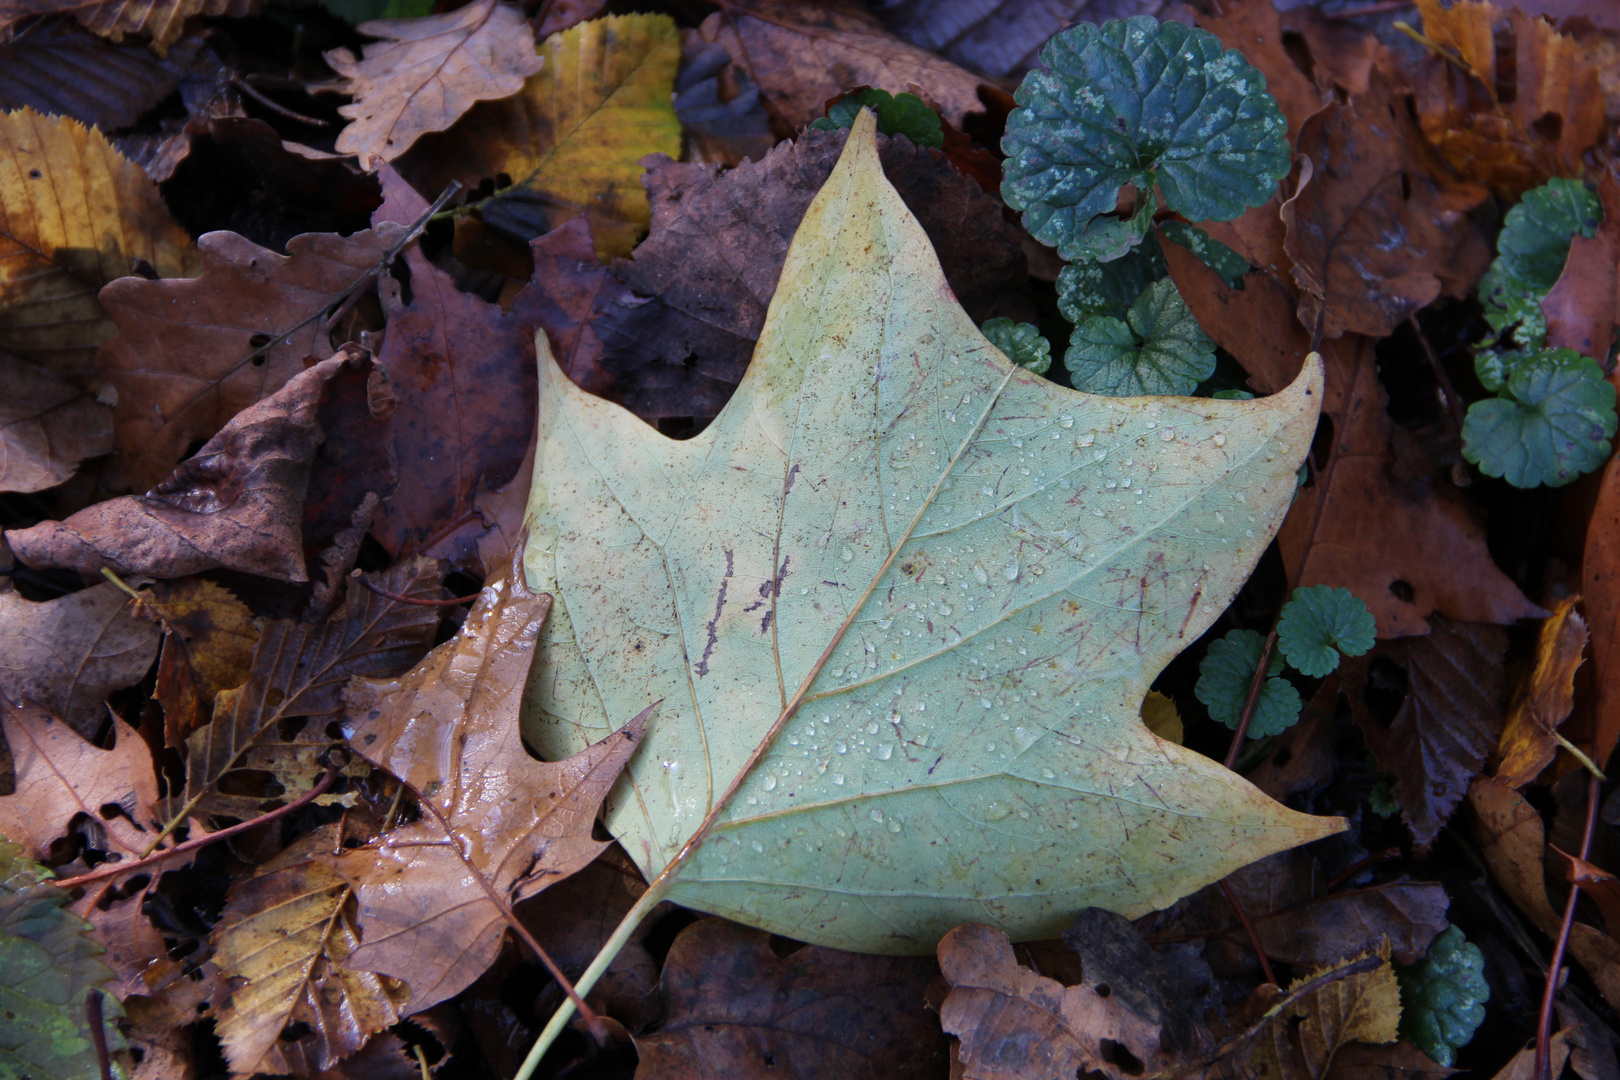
[1396,925,1489,1067]
[1463,346,1617,489]
[980,317,1052,374]
[1066,278,1216,396]
[812,88,943,149]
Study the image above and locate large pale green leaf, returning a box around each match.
[521,110,1339,955]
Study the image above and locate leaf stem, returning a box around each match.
[86,989,111,1080]
[1535,770,1600,1080]
[1219,878,1277,985]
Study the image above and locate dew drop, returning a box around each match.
[877,743,894,760]
[832,773,845,785]
[973,564,989,585]
[763,775,777,791]
[1059,416,1074,428]
[835,741,847,754]
[1213,433,1227,446]
[1003,562,1019,581]
[984,801,1012,822]
[887,818,903,833]
[840,544,855,562]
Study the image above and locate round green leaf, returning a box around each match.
[980,318,1052,374]
[1480,178,1601,342]
[1065,277,1215,396]
[811,89,943,149]
[1396,925,1488,1068]
[1057,239,1165,323]
[1462,347,1618,488]
[1276,585,1376,677]
[1001,17,1290,262]
[1195,629,1300,738]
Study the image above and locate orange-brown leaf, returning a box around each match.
[1496,596,1588,788]
[135,579,258,749]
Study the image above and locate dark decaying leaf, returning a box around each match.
[634,917,947,1080]
[136,578,259,749]
[7,350,365,582]
[0,351,112,494]
[0,23,205,131]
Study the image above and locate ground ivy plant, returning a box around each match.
[1000,16,1286,397]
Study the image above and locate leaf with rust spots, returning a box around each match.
[0,352,112,493]
[332,550,644,1014]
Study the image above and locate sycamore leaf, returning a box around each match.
[326,0,544,163]
[0,107,197,376]
[1064,278,1217,397]
[333,549,644,1014]
[1277,585,1376,678]
[1395,925,1488,1068]
[1196,628,1301,739]
[522,110,1340,954]
[980,317,1050,375]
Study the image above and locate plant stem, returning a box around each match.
[1535,770,1600,1080]
[1219,878,1277,985]
[1223,627,1280,770]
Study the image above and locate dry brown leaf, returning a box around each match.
[212,816,407,1076]
[8,350,361,582]
[135,579,258,749]
[181,557,442,822]
[1412,0,1605,200]
[1496,596,1588,788]
[1489,1032,1572,1080]
[701,0,985,133]
[331,548,644,1014]
[1586,451,1620,769]
[97,225,400,492]
[1325,1041,1456,1080]
[0,25,205,132]
[1347,621,1508,846]
[0,351,112,493]
[1282,74,1489,340]
[0,107,197,376]
[633,917,948,1079]
[325,0,543,164]
[0,0,255,51]
[1543,165,1620,364]
[0,579,159,739]
[1251,943,1401,1080]
[508,216,628,404]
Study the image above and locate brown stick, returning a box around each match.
[86,989,112,1080]
[1406,316,1468,437]
[1220,878,1278,986]
[359,575,484,608]
[1536,771,1601,1080]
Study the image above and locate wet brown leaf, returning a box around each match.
[1489,1031,1571,1080]
[8,350,362,583]
[0,351,112,493]
[1282,74,1489,340]
[0,0,254,50]
[508,216,630,404]
[1251,944,1401,1080]
[135,579,258,749]
[1497,596,1588,788]
[0,107,198,376]
[0,580,159,739]
[96,224,401,492]
[331,550,643,1014]
[324,0,543,164]
[181,556,442,822]
[1324,1041,1456,1080]
[1348,620,1508,846]
[635,917,947,1080]
[1412,0,1605,200]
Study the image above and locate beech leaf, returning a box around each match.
[522,110,1341,955]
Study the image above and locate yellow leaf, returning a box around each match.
[1254,944,1402,1080]
[1141,690,1184,744]
[1496,595,1587,787]
[401,13,681,260]
[327,0,545,163]
[0,108,197,375]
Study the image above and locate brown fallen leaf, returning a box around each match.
[1585,456,1620,768]
[1552,848,1620,940]
[1062,907,1220,1059]
[97,224,402,492]
[0,351,112,493]
[134,579,258,749]
[700,0,986,133]
[1325,1041,1456,1080]
[1544,165,1620,363]
[1488,1031,1572,1080]
[364,172,536,571]
[1497,597,1588,788]
[634,916,947,1080]
[1282,73,1489,340]
[331,547,643,1015]
[674,32,777,169]
[181,556,442,822]
[7,350,361,582]
[1412,0,1605,200]
[591,124,1028,427]
[324,0,543,164]
[0,24,204,134]
[0,579,159,739]
[1278,7,1383,101]
[1347,620,1508,846]
[509,216,629,403]
[1251,943,1401,1080]
[211,815,407,1076]
[0,107,198,376]
[0,0,254,50]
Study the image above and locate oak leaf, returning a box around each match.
[0,0,255,51]
[1495,596,1586,788]
[0,351,112,493]
[325,0,544,163]
[333,549,644,1014]
[0,107,197,376]
[522,110,1340,953]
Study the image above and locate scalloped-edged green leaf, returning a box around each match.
[0,839,125,1080]
[1462,347,1617,488]
[1065,277,1216,396]
[1057,240,1165,323]
[1473,348,1522,394]
[1195,629,1300,738]
[1001,16,1290,262]
[1396,925,1488,1068]
[811,88,944,149]
[980,318,1051,375]
[1159,220,1249,287]
[1277,585,1376,678]
[1481,178,1601,342]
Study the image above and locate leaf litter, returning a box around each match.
[0,1,1617,1078]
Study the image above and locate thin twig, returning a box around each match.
[86,989,112,1080]
[1220,878,1278,985]
[1406,316,1467,437]
[358,575,483,607]
[1325,847,1403,892]
[229,76,331,126]
[414,1043,434,1080]
[1224,628,1280,770]
[53,765,339,890]
[1536,771,1601,1080]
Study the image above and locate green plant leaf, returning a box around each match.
[1480,178,1601,342]
[1195,629,1301,738]
[0,840,125,1080]
[1396,925,1488,1068]
[1000,16,1290,262]
[1473,348,1522,394]
[1276,585,1376,677]
[1056,240,1165,323]
[522,110,1340,954]
[811,88,944,149]
[1462,347,1618,488]
[980,317,1051,375]
[1065,278,1216,396]
[1159,221,1249,287]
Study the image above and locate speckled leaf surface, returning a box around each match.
[522,110,1340,955]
